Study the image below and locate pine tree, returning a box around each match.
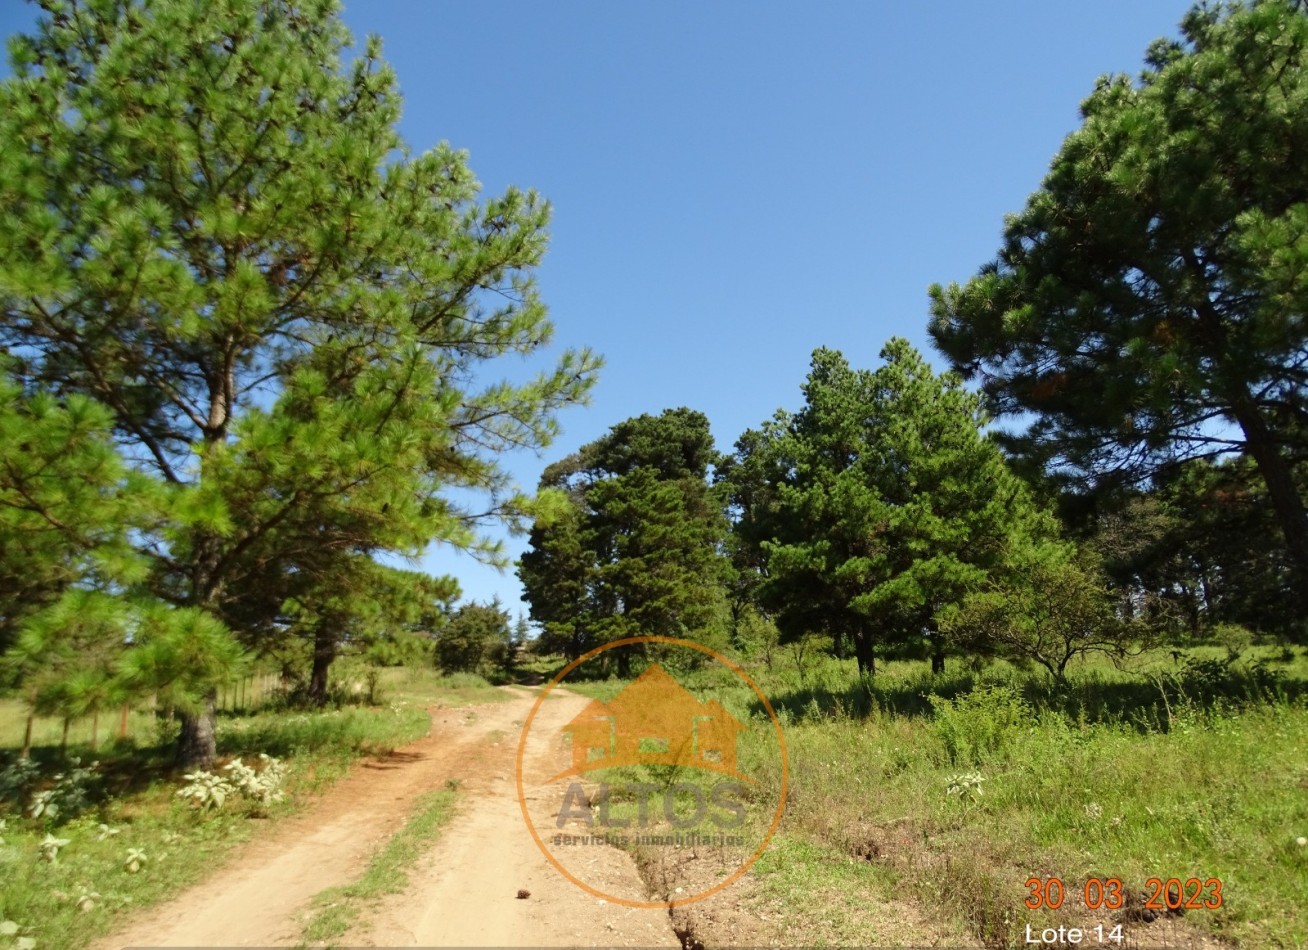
[518,409,729,667]
[725,340,1056,674]
[0,0,597,764]
[0,365,144,655]
[929,0,1308,609]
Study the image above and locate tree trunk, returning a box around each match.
[309,622,337,707]
[118,702,130,741]
[177,693,217,769]
[853,631,875,676]
[61,717,70,752]
[182,474,229,766]
[1237,412,1308,608]
[831,629,845,660]
[1193,292,1308,620]
[21,712,34,759]
[91,709,99,752]
[931,645,946,675]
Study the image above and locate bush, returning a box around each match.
[0,756,41,811]
[176,754,287,815]
[0,756,101,823]
[1210,623,1254,660]
[929,685,1031,766]
[435,601,512,677]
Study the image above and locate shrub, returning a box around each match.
[175,754,287,813]
[0,757,101,823]
[1211,623,1254,660]
[930,685,1031,766]
[0,757,41,812]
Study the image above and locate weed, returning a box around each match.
[300,790,457,943]
[37,833,69,863]
[0,919,37,950]
[174,770,233,811]
[930,684,1030,766]
[945,771,985,802]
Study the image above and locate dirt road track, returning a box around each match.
[97,686,679,949]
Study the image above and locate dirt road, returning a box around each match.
[97,686,680,949]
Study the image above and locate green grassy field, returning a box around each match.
[3,648,1304,949]
[552,643,1308,949]
[0,668,504,950]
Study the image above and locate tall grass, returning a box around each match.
[735,649,1308,949]
[544,643,1308,948]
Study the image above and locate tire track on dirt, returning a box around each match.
[351,685,679,947]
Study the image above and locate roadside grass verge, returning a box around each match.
[217,704,431,760]
[532,644,1308,949]
[299,788,458,945]
[746,832,983,948]
[0,687,444,950]
[750,664,1308,949]
[379,669,511,708]
[549,676,627,703]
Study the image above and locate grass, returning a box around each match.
[0,662,505,950]
[745,832,973,947]
[0,669,507,757]
[216,704,431,760]
[762,691,1308,948]
[780,650,1306,948]
[0,702,162,754]
[0,749,287,950]
[539,641,1308,949]
[299,788,458,945]
[379,668,511,708]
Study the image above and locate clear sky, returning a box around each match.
[0,1,1193,623]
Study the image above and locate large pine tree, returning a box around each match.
[929,0,1308,611]
[723,340,1056,674]
[518,408,729,666]
[0,0,597,764]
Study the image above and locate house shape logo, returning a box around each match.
[548,663,750,783]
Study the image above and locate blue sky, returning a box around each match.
[0,1,1192,623]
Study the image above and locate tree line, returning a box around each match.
[522,0,1308,673]
[4,0,1307,767]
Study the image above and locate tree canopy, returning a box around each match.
[518,408,729,666]
[928,0,1308,605]
[435,599,512,677]
[0,0,597,763]
[721,340,1058,674]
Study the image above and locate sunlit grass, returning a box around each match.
[0,667,457,950]
[531,642,1308,948]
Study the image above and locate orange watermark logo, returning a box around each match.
[515,636,788,908]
